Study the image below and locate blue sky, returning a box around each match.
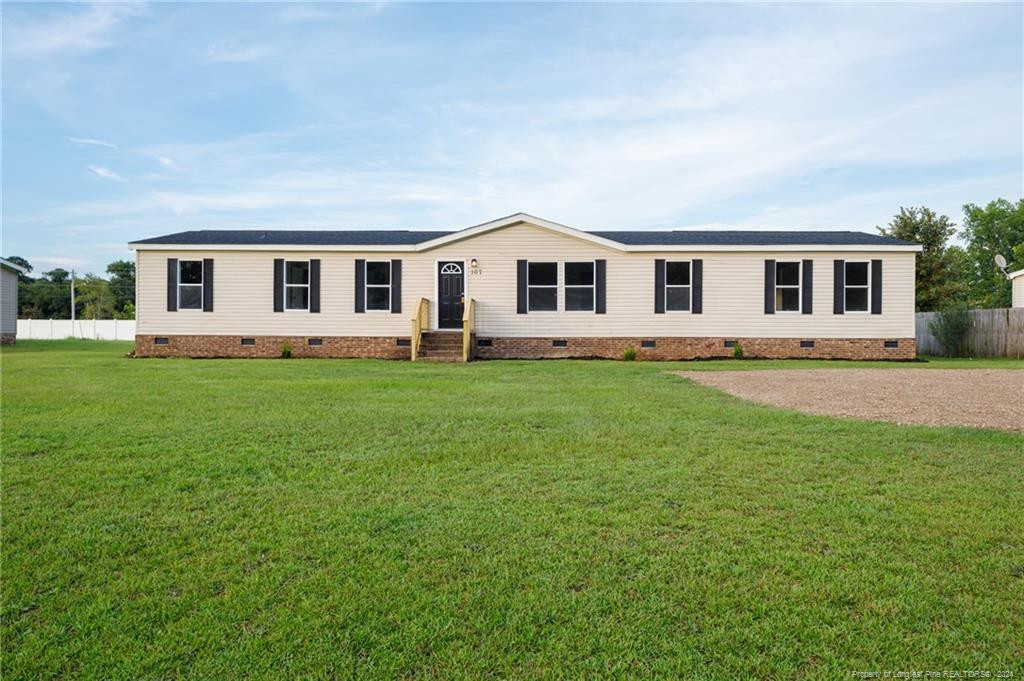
[3,2,1022,275]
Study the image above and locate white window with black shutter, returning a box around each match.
[834,259,882,315]
[564,261,594,312]
[274,259,319,313]
[168,258,213,312]
[764,259,811,315]
[354,259,401,313]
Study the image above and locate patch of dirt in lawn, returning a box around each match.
[675,369,1024,432]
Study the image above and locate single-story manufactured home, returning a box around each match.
[1,258,27,345]
[129,213,922,361]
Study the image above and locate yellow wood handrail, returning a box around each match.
[410,297,429,361]
[462,297,475,363]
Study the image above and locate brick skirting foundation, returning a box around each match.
[0,333,15,345]
[135,334,915,360]
[135,335,409,359]
[474,336,916,361]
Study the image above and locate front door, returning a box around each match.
[437,261,465,329]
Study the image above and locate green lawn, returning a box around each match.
[2,341,1022,679]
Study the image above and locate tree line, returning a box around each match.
[878,198,1023,311]
[4,197,1020,319]
[5,257,136,320]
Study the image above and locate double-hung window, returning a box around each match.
[564,262,594,311]
[665,261,691,312]
[844,261,870,312]
[365,261,391,311]
[528,262,557,311]
[178,260,203,310]
[775,261,801,312]
[284,261,310,310]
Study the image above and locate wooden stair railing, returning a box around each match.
[462,298,475,363]
[410,297,429,361]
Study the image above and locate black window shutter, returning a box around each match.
[654,259,665,314]
[309,259,321,313]
[691,259,703,314]
[167,258,178,311]
[202,259,214,312]
[871,259,882,314]
[595,259,606,314]
[833,259,845,314]
[764,259,776,314]
[801,259,812,315]
[390,259,402,314]
[273,259,284,312]
[516,260,527,314]
[355,259,365,313]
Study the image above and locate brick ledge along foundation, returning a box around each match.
[135,335,915,360]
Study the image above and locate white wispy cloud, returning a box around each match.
[3,3,143,58]
[88,165,125,182]
[205,39,276,63]
[68,137,116,148]
[157,156,176,168]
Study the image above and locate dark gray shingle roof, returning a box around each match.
[132,228,916,247]
[589,230,916,246]
[132,230,454,246]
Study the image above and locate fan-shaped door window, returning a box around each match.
[440,263,463,275]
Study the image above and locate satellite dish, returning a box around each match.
[994,254,1008,269]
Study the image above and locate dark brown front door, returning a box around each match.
[437,261,464,329]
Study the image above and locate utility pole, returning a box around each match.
[70,270,76,322]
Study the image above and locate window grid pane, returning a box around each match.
[528,262,557,286]
[179,285,202,309]
[776,287,800,312]
[286,261,309,285]
[564,262,594,286]
[845,262,869,286]
[666,262,690,286]
[528,287,557,311]
[366,261,391,285]
[179,260,203,285]
[666,286,691,311]
[845,287,869,312]
[366,286,390,310]
[565,287,594,311]
[286,286,309,310]
[776,261,800,286]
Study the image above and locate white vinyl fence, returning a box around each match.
[915,308,1024,358]
[17,319,136,341]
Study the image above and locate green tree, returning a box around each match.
[75,275,116,319]
[20,269,73,319]
[959,198,1024,308]
[105,260,135,312]
[877,207,966,311]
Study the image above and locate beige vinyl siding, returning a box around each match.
[1,268,18,335]
[137,222,916,338]
[1013,275,1024,308]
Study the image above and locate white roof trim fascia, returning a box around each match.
[1007,268,1024,279]
[0,258,27,273]
[127,243,418,252]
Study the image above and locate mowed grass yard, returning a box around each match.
[2,341,1022,679]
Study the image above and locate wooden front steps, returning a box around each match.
[417,331,464,362]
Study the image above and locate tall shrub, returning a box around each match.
[928,305,971,356]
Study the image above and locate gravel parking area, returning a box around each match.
[676,369,1024,431]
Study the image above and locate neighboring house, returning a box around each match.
[1,258,27,345]
[129,213,922,361]
[1010,268,1024,308]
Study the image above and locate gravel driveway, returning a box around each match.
[676,369,1024,432]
